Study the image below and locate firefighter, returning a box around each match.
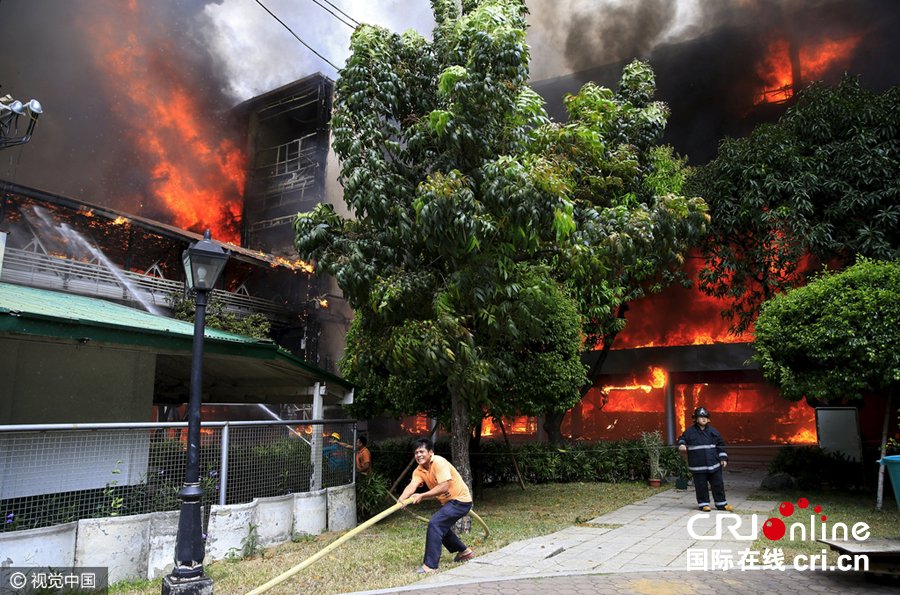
[677,407,733,512]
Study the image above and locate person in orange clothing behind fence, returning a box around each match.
[334,434,372,475]
[398,437,475,573]
[356,435,372,475]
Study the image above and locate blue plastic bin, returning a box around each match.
[878,455,900,511]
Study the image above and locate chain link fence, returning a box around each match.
[0,420,355,533]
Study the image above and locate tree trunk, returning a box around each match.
[499,418,526,490]
[543,302,630,444]
[450,380,472,533]
[543,410,567,445]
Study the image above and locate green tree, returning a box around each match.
[753,258,900,508]
[296,0,583,489]
[341,267,587,426]
[691,76,900,334]
[753,258,900,404]
[294,0,707,492]
[530,64,709,440]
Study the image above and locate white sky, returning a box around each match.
[198,0,711,103]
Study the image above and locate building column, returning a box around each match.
[665,374,676,444]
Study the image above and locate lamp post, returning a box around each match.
[1,95,42,150]
[162,230,229,595]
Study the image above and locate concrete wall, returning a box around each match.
[327,484,356,532]
[0,487,353,583]
[0,337,156,425]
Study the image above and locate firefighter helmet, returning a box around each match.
[692,407,710,419]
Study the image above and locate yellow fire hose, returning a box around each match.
[244,497,490,595]
[386,491,492,539]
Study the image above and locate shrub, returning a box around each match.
[356,472,391,520]
[768,445,883,491]
[368,437,691,489]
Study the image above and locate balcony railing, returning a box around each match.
[1,247,289,321]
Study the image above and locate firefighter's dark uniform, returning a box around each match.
[677,423,729,510]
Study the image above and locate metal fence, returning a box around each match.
[0,420,356,533]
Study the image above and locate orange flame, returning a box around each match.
[271,256,315,273]
[754,35,862,105]
[112,216,129,225]
[754,39,794,104]
[482,416,536,437]
[782,428,817,444]
[604,366,667,394]
[611,254,746,349]
[81,1,246,244]
[594,367,668,413]
[400,415,432,434]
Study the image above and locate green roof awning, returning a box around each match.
[0,282,353,405]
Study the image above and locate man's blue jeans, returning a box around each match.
[423,499,472,568]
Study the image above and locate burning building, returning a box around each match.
[0,0,353,428]
[232,73,338,256]
[524,0,900,453]
[387,0,900,451]
[0,181,354,425]
[3,0,898,448]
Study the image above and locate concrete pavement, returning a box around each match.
[344,466,899,594]
[352,568,896,594]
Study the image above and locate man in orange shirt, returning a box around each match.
[398,437,475,573]
[356,435,372,475]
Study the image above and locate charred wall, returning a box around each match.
[234,74,334,257]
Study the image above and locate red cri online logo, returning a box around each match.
[765,497,816,540]
[687,496,870,541]
[763,497,869,542]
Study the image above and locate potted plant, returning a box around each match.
[642,431,663,487]
[675,459,690,490]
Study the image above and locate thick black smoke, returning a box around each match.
[530,0,900,164]
[0,0,234,218]
[563,0,679,73]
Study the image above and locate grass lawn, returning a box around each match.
[112,481,665,595]
[745,489,900,569]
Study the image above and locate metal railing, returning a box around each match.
[0,247,290,321]
[0,420,355,533]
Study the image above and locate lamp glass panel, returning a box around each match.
[188,252,227,290]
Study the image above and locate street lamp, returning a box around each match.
[162,230,229,595]
[0,95,43,150]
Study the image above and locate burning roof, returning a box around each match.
[3,181,312,274]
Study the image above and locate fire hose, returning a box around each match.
[387,491,491,539]
[244,497,490,595]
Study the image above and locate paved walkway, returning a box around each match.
[345,466,899,594]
